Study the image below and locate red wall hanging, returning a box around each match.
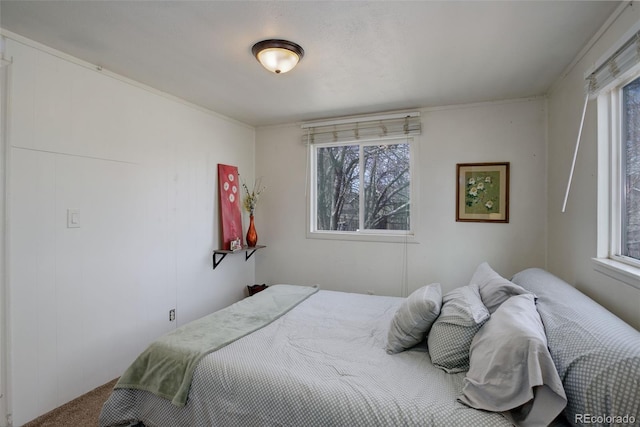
[218,164,244,250]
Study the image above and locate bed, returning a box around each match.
[99,264,640,427]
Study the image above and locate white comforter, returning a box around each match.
[100,289,513,426]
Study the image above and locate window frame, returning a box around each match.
[594,66,640,289]
[307,136,418,243]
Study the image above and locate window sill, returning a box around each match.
[306,230,418,244]
[592,257,640,291]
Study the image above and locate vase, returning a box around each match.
[246,214,258,247]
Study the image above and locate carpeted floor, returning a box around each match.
[22,378,118,427]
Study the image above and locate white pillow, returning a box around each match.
[469,262,532,313]
[386,283,442,354]
[458,293,566,427]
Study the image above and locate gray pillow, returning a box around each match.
[458,293,567,427]
[469,262,531,313]
[427,284,489,373]
[512,268,640,426]
[386,283,442,354]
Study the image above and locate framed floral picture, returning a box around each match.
[456,162,509,223]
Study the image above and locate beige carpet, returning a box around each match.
[23,378,118,427]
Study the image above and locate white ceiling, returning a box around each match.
[0,1,621,127]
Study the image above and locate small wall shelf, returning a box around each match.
[213,245,266,270]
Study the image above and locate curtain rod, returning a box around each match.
[301,111,420,129]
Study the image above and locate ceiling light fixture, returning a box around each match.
[252,39,304,74]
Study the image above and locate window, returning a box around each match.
[596,72,640,269]
[621,77,640,262]
[303,112,420,242]
[311,139,412,237]
[581,28,640,286]
[594,66,640,287]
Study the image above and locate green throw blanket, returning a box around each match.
[115,284,319,406]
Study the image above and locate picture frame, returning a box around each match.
[456,162,509,223]
[230,238,242,252]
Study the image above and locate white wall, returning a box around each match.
[547,4,640,330]
[4,37,256,426]
[255,98,548,297]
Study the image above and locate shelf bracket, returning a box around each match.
[245,249,258,261]
[213,252,228,270]
[212,245,266,270]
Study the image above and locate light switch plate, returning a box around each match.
[67,208,80,228]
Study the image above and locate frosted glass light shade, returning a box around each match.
[252,39,304,74]
[256,48,299,74]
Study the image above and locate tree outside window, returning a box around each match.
[313,140,411,234]
[622,77,640,261]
